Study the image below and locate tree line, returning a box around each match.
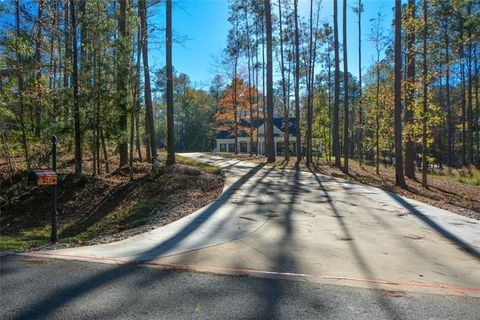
[1,0,479,189]
[1,0,181,180]
[217,0,479,187]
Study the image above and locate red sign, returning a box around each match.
[36,171,57,185]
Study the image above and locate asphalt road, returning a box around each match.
[1,255,479,320]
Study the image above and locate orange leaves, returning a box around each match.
[215,77,259,126]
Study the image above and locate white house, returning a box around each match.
[213,118,301,155]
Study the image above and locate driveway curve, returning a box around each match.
[26,155,271,261]
[26,153,480,296]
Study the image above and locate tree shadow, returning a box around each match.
[358,196,479,287]
[255,168,302,319]
[386,192,480,260]
[308,168,406,320]
[118,162,267,261]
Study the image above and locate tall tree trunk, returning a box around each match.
[255,27,260,156]
[117,0,129,167]
[100,127,109,173]
[265,0,275,163]
[166,0,175,165]
[232,14,240,155]
[245,7,254,156]
[294,0,302,163]
[459,17,466,165]
[79,0,86,154]
[374,12,382,175]
[404,0,416,179]
[327,39,332,163]
[63,1,70,126]
[375,64,380,175]
[394,0,406,187]
[92,51,98,177]
[305,0,314,166]
[129,108,134,179]
[333,0,341,167]
[357,0,363,166]
[310,3,320,164]
[96,51,101,175]
[475,44,479,165]
[287,42,293,158]
[70,0,82,174]
[421,0,428,187]
[261,16,267,156]
[134,31,143,162]
[15,0,30,170]
[129,36,138,179]
[47,0,56,92]
[278,0,289,161]
[135,111,142,161]
[466,3,473,164]
[342,0,349,173]
[34,0,44,137]
[139,0,156,164]
[234,60,239,154]
[445,20,453,167]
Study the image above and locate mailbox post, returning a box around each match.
[51,135,58,244]
[27,137,58,244]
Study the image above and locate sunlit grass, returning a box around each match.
[176,154,221,174]
[435,166,480,186]
[0,235,49,250]
[159,151,220,174]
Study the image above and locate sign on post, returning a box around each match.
[26,135,59,244]
[28,171,57,186]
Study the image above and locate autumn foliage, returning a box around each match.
[215,77,259,132]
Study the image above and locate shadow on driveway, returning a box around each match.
[387,192,480,261]
[11,162,265,320]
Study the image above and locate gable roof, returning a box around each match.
[255,117,297,136]
[216,117,297,139]
[216,129,250,139]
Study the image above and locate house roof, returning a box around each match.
[255,117,297,136]
[216,117,297,139]
[216,129,250,139]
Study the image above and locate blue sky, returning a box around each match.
[148,0,395,89]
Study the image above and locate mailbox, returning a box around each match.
[28,170,57,186]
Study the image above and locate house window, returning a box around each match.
[228,143,235,152]
[240,141,247,153]
[220,143,226,152]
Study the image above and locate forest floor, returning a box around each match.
[214,152,480,221]
[0,154,224,251]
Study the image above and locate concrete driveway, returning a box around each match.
[26,153,480,296]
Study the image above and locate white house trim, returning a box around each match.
[214,118,302,155]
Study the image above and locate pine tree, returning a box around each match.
[265,0,275,163]
[342,0,349,173]
[166,0,175,165]
[394,0,406,187]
